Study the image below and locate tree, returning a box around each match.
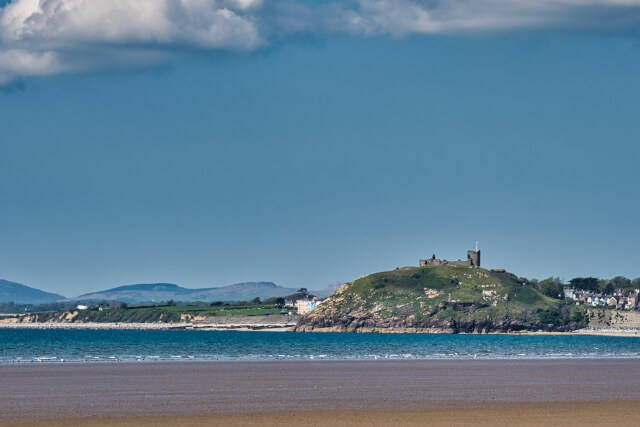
[251,297,261,305]
[537,278,564,299]
[569,277,599,292]
[118,302,128,309]
[537,308,561,325]
[607,276,631,291]
[263,297,285,307]
[569,309,585,325]
[603,282,615,295]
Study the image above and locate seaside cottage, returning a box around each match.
[296,298,325,315]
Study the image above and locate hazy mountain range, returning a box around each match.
[0,280,66,305]
[0,279,340,305]
[70,282,300,304]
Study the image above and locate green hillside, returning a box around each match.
[295,266,587,333]
[1,303,287,324]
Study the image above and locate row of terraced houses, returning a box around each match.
[565,289,639,310]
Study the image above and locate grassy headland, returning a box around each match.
[295,265,588,333]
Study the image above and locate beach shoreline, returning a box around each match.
[0,321,296,331]
[1,322,639,336]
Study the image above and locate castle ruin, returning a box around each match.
[419,244,481,268]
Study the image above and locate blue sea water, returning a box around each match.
[1,329,639,363]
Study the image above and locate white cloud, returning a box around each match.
[0,0,264,82]
[0,48,63,84]
[348,0,640,35]
[1,0,640,84]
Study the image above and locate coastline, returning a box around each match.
[2,322,639,336]
[0,321,296,331]
[1,359,639,426]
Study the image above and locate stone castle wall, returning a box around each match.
[420,250,481,267]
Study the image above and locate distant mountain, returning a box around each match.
[0,277,339,305]
[70,281,300,303]
[0,279,66,304]
[181,282,298,302]
[312,282,345,298]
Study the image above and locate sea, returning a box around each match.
[1,329,639,364]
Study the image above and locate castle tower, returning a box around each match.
[467,243,480,267]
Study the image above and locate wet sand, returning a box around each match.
[1,359,639,425]
[5,402,637,427]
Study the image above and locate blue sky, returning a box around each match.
[1,1,640,296]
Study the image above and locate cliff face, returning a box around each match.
[0,311,80,324]
[295,312,575,333]
[295,266,586,333]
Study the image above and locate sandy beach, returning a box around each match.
[1,359,639,426]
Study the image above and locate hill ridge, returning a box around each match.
[69,281,293,303]
[295,265,587,333]
[0,279,66,304]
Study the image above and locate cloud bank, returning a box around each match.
[1,0,640,84]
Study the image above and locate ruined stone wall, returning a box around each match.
[419,258,472,267]
[419,250,480,267]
